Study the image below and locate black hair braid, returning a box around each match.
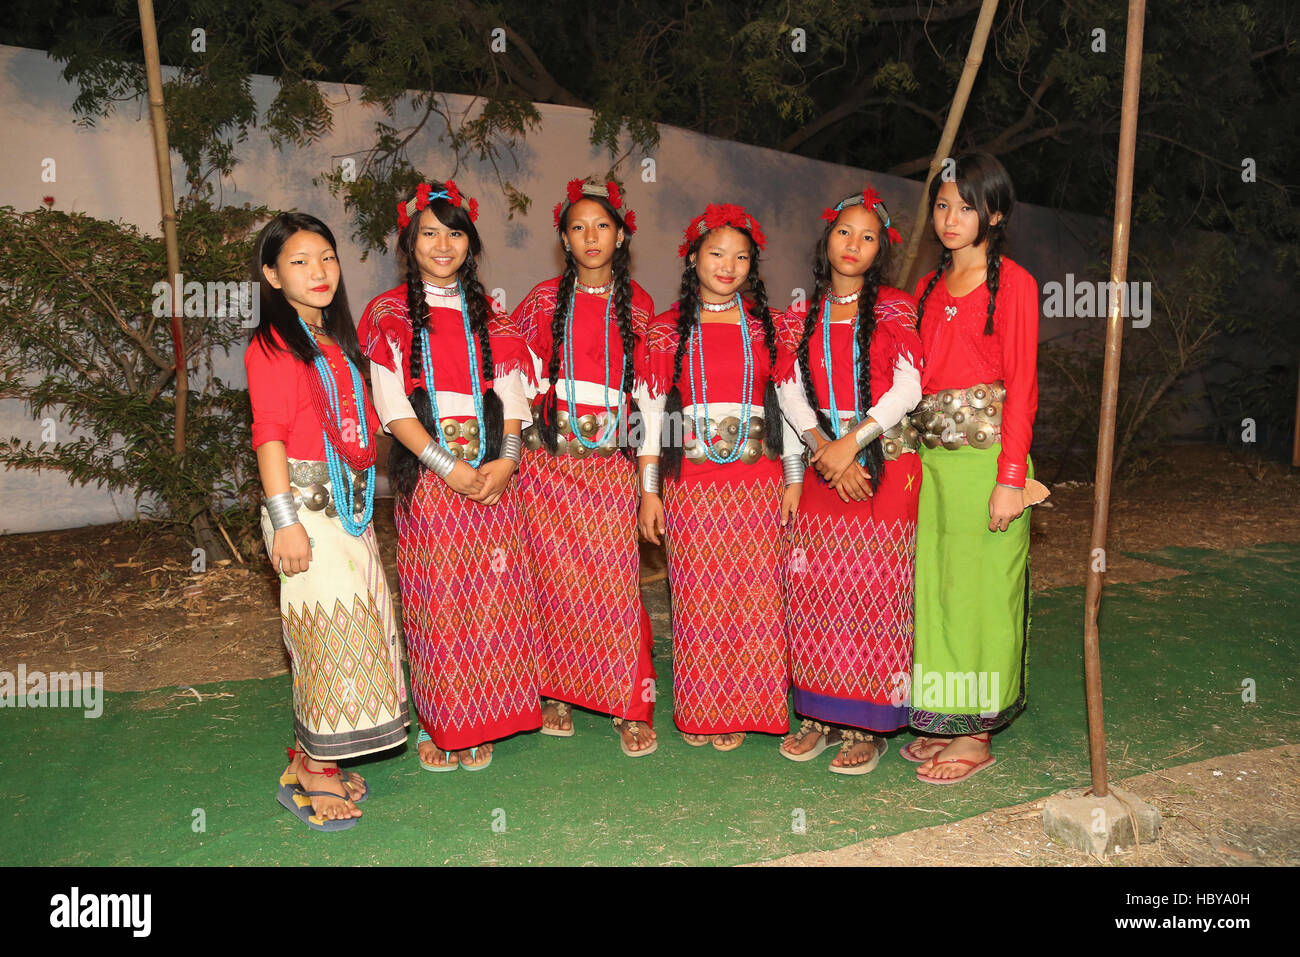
[659,262,702,480]
[915,248,951,331]
[983,228,1004,336]
[745,270,783,457]
[391,254,431,506]
[540,258,578,453]
[610,244,641,461]
[404,253,428,386]
[854,276,885,491]
[460,250,503,461]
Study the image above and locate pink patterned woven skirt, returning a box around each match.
[516,450,655,722]
[784,454,920,732]
[663,461,789,735]
[395,472,541,751]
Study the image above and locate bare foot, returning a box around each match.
[829,733,884,769]
[418,737,458,770]
[917,734,991,780]
[542,699,573,734]
[781,720,839,756]
[290,750,361,821]
[457,743,493,769]
[615,719,657,753]
[713,732,745,751]
[681,732,713,746]
[902,736,950,762]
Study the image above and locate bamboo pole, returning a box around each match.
[898,0,1001,291]
[137,0,186,457]
[1082,0,1147,798]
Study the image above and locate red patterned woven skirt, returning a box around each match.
[784,454,920,732]
[395,472,542,751]
[663,460,789,735]
[516,450,655,722]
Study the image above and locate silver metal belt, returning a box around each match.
[286,460,369,518]
[913,380,1005,450]
[522,408,622,458]
[829,414,920,461]
[682,414,779,465]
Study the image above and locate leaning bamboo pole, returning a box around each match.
[1082,0,1147,798]
[898,0,1001,291]
[137,0,186,457]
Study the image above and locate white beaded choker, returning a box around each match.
[423,280,460,298]
[826,287,863,305]
[576,280,612,296]
[700,298,735,312]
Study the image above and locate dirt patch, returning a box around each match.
[1,443,1296,691]
[757,744,1300,866]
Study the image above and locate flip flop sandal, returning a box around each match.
[612,717,658,758]
[828,731,887,775]
[459,746,492,771]
[415,728,458,772]
[779,719,839,762]
[899,737,949,764]
[539,699,576,738]
[916,754,996,785]
[276,780,358,832]
[282,749,369,801]
[712,732,746,752]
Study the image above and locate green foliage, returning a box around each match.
[0,201,270,554]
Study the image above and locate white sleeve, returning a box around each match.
[370,355,416,432]
[493,370,532,425]
[781,414,801,461]
[633,385,666,457]
[864,354,922,431]
[777,363,820,437]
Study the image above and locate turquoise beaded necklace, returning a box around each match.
[820,296,868,467]
[563,288,622,449]
[296,317,375,535]
[687,293,753,465]
[418,284,487,468]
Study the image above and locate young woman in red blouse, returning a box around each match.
[637,204,802,752]
[902,152,1040,784]
[358,181,541,773]
[246,212,408,831]
[511,178,659,757]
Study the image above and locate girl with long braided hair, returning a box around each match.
[247,212,407,830]
[902,152,1040,784]
[511,178,660,757]
[772,188,923,774]
[357,181,541,772]
[637,204,803,752]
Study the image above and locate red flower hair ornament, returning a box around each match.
[820,184,902,244]
[396,178,479,230]
[677,203,768,258]
[552,177,636,234]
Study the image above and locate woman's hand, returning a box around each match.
[988,483,1025,532]
[638,493,666,545]
[831,464,874,503]
[469,458,517,505]
[445,460,486,497]
[810,433,862,482]
[271,522,312,577]
[780,483,802,527]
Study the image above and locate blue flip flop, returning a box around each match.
[276,780,358,832]
[459,745,492,772]
[416,728,459,772]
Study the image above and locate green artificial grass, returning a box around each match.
[1,543,1295,866]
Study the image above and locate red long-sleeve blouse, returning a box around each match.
[914,257,1039,487]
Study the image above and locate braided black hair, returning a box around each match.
[796,200,892,491]
[390,186,503,504]
[918,152,1015,336]
[661,226,782,480]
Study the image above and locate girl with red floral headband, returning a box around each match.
[773,187,923,774]
[638,204,803,752]
[357,180,541,772]
[511,177,660,757]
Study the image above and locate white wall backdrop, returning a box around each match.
[0,43,1097,533]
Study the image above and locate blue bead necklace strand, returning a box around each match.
[820,297,869,467]
[296,317,375,536]
[564,289,622,449]
[687,293,753,465]
[418,285,487,468]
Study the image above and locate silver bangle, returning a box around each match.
[641,463,661,496]
[995,481,1025,491]
[500,433,522,463]
[265,492,300,531]
[418,440,456,479]
[854,419,884,450]
[782,454,805,487]
[801,429,820,453]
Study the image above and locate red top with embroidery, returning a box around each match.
[510,277,655,412]
[245,327,379,461]
[356,285,533,393]
[774,286,922,411]
[914,257,1039,486]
